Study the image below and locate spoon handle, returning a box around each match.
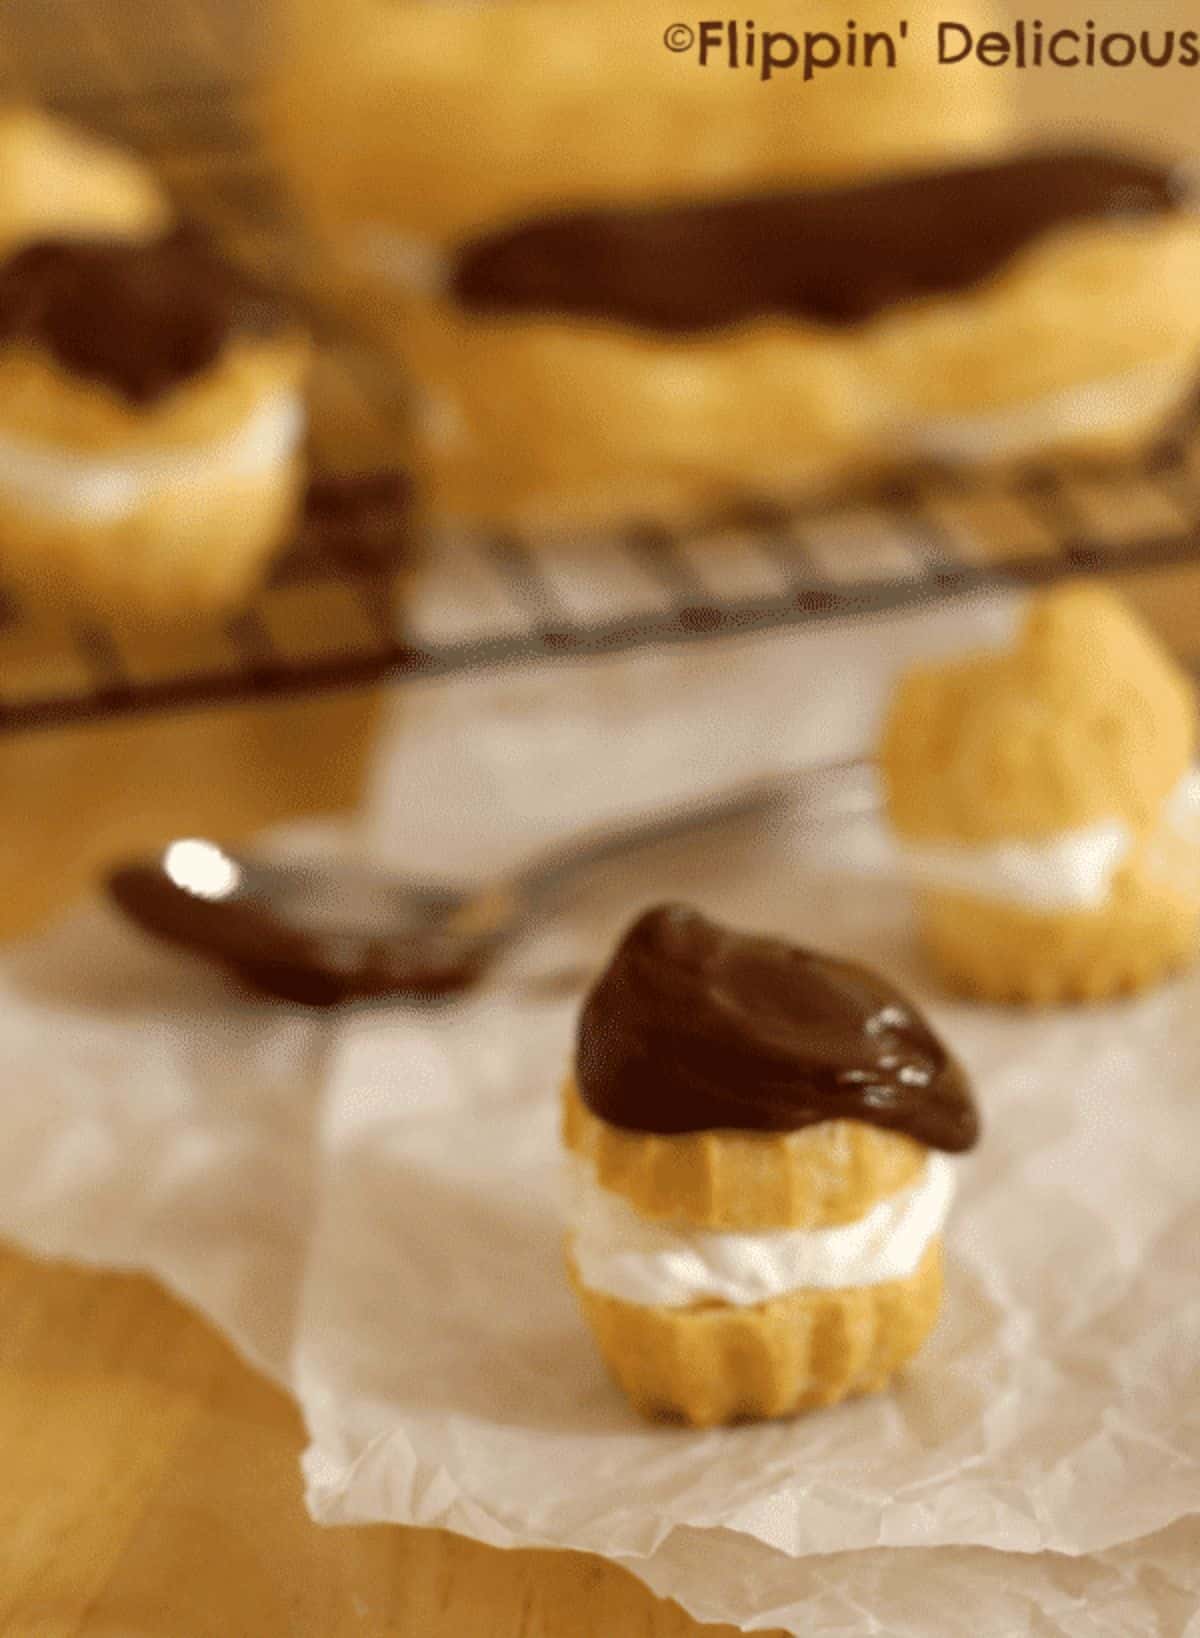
[513,755,876,904]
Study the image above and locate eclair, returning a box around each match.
[269,1,1200,535]
[563,905,979,1426]
[882,586,1200,1004]
[0,227,309,619]
[268,0,1025,531]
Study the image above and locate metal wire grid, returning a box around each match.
[2,0,1200,732]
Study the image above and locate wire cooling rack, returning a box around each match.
[3,0,1200,733]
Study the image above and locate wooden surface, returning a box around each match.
[0,1251,761,1638]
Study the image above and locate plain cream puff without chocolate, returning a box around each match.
[882,586,1200,1004]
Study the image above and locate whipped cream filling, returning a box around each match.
[565,1151,955,1309]
[901,356,1195,464]
[0,391,305,524]
[901,767,1200,912]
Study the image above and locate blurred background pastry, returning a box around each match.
[0,225,309,621]
[563,905,979,1425]
[266,0,1200,536]
[0,104,169,256]
[882,585,1200,1004]
[266,0,1018,532]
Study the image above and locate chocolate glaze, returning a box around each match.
[0,226,293,403]
[107,857,492,1007]
[576,906,978,1152]
[454,150,1186,333]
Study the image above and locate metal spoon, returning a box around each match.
[106,758,874,1006]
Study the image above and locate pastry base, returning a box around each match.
[569,1238,943,1426]
[0,338,309,622]
[0,458,306,622]
[917,882,1198,1005]
[561,1079,924,1232]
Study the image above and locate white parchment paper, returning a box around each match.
[295,811,1200,1568]
[4,595,1200,1634]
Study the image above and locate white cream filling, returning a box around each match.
[565,1150,956,1309]
[900,356,1195,464]
[0,391,306,525]
[1162,767,1200,841]
[901,767,1200,912]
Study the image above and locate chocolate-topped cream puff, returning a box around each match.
[0,105,169,259]
[882,586,1200,1004]
[0,227,309,618]
[563,905,978,1426]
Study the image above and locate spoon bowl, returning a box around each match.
[108,838,523,1005]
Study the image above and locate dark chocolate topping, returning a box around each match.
[0,226,293,403]
[576,905,978,1152]
[454,150,1186,332]
[107,845,493,1008]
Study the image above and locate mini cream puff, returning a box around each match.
[882,586,1200,1004]
[563,905,979,1426]
[0,227,309,620]
[0,104,169,258]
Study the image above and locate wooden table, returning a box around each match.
[0,1255,749,1637]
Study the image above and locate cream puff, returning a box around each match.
[0,227,309,620]
[563,904,979,1426]
[881,585,1200,1004]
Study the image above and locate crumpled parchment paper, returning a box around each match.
[295,812,1200,1571]
[5,596,1199,1635]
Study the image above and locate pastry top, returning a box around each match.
[562,1078,928,1230]
[576,905,978,1153]
[882,586,1196,844]
[0,227,297,406]
[453,151,1188,333]
[0,105,169,257]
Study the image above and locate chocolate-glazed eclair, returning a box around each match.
[271,0,1200,533]
[0,226,308,620]
[410,145,1200,532]
[268,0,1020,531]
[562,905,979,1425]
